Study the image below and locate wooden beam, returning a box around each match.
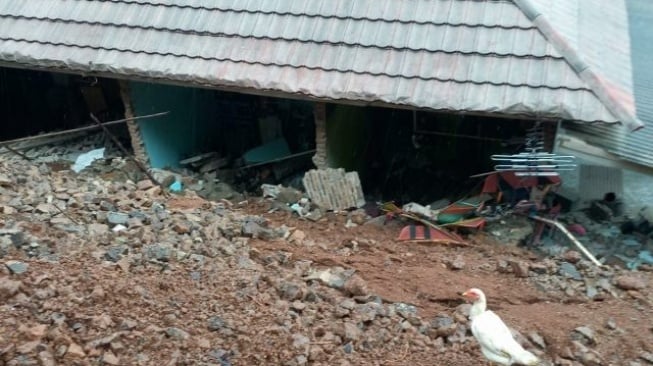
[0,111,169,150]
[532,215,603,267]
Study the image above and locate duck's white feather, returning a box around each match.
[470,310,538,365]
[466,288,540,366]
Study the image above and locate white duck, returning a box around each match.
[462,288,540,365]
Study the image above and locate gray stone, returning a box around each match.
[430,315,454,329]
[529,263,548,274]
[528,332,546,349]
[88,223,109,236]
[584,278,600,299]
[51,313,66,326]
[5,260,28,274]
[0,237,13,258]
[291,333,310,349]
[104,246,127,263]
[276,186,304,204]
[429,315,457,338]
[100,201,117,211]
[144,243,172,262]
[510,260,531,278]
[241,220,277,240]
[107,212,130,225]
[9,232,27,248]
[572,326,596,345]
[207,316,227,332]
[165,327,190,341]
[343,275,369,296]
[277,282,303,301]
[639,352,653,364]
[237,256,257,270]
[393,302,418,317]
[338,299,357,310]
[559,262,583,281]
[343,322,361,342]
[355,303,381,322]
[449,256,465,270]
[190,271,201,281]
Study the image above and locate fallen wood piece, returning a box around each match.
[532,215,602,267]
[2,144,32,161]
[440,216,486,230]
[0,111,169,151]
[199,157,230,173]
[179,152,218,165]
[239,149,316,170]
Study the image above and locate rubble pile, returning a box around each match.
[496,250,649,301]
[0,141,651,365]
[0,157,482,365]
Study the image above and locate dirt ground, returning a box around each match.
[252,201,653,365]
[1,191,652,366]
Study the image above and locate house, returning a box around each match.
[0,0,646,203]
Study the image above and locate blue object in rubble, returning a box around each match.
[169,181,183,192]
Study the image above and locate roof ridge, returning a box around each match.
[513,0,644,131]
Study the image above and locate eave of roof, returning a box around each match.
[0,0,644,129]
[514,0,644,131]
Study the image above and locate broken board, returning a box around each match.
[302,168,365,211]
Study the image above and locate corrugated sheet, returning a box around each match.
[0,0,639,125]
[618,0,653,166]
[562,0,653,167]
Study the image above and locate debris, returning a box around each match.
[572,326,596,345]
[532,216,602,267]
[509,260,531,278]
[562,250,583,264]
[107,212,129,225]
[72,148,105,173]
[559,262,583,281]
[402,202,437,220]
[0,278,22,299]
[448,255,466,270]
[65,343,86,358]
[90,113,165,190]
[614,275,646,291]
[302,168,365,211]
[5,260,28,274]
[396,225,466,246]
[0,112,169,156]
[169,181,183,192]
[137,179,154,190]
[199,157,230,173]
[289,198,312,218]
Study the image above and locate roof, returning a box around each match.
[0,0,644,129]
[560,0,653,167]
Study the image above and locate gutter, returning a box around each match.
[514,0,645,132]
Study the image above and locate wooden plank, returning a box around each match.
[179,152,219,165]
